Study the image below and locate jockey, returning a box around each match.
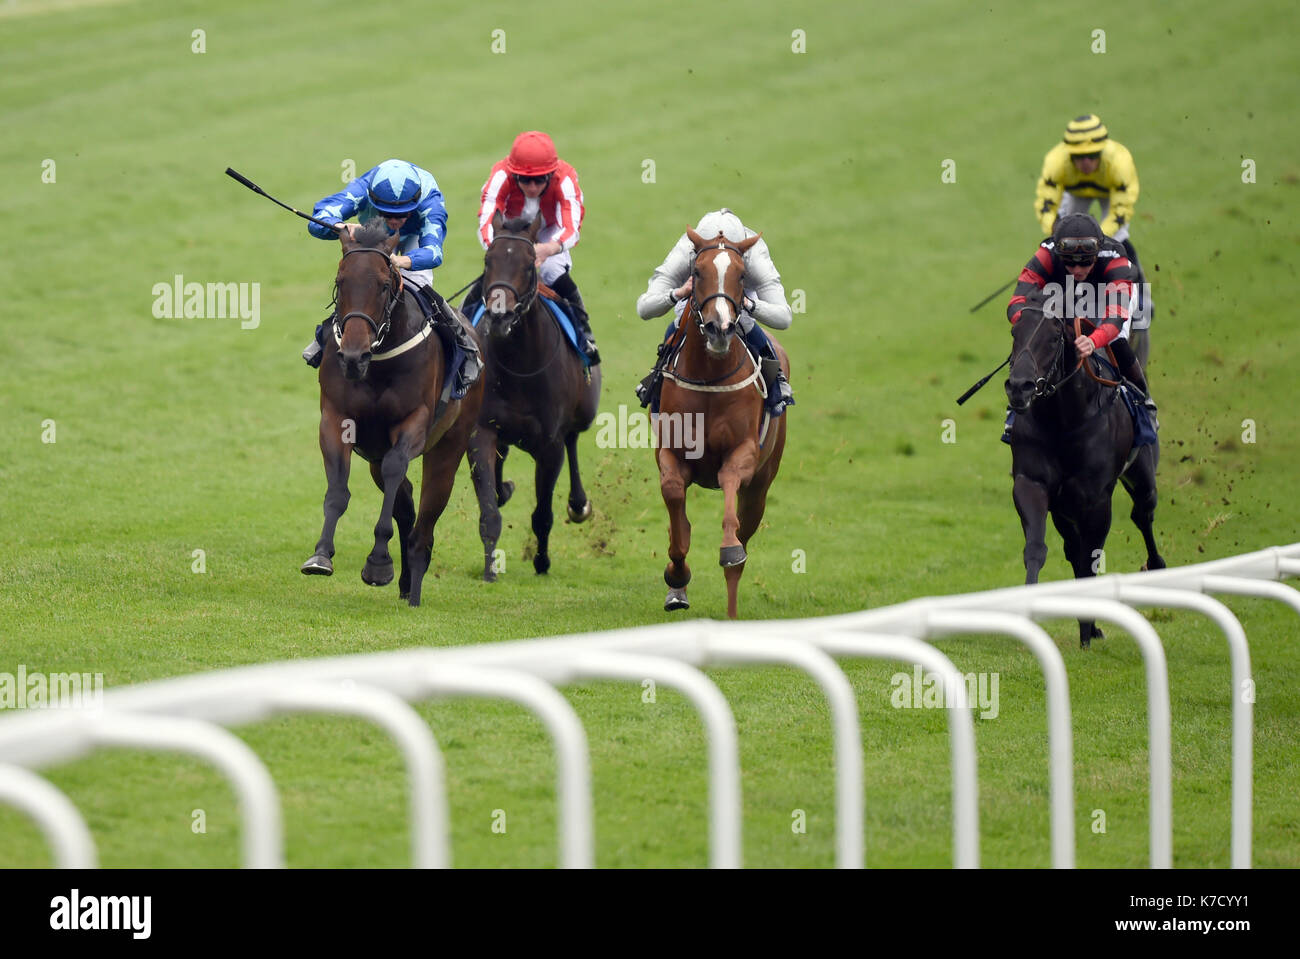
[1034,115,1152,364]
[302,159,482,393]
[1002,213,1155,443]
[634,208,794,416]
[461,131,599,364]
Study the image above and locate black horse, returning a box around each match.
[1005,304,1165,647]
[465,212,601,579]
[300,223,484,606]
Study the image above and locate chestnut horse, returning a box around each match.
[466,212,601,580]
[300,223,484,606]
[657,229,789,618]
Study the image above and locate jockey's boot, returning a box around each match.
[636,336,673,409]
[1001,408,1015,445]
[549,272,600,365]
[431,288,482,395]
[303,322,327,368]
[1112,339,1158,428]
[742,322,794,416]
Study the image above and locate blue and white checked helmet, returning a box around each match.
[367,160,423,214]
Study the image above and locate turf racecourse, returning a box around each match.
[1,0,1297,867]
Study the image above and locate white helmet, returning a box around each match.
[694,208,748,244]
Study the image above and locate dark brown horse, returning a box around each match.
[1006,304,1165,646]
[657,229,789,619]
[300,223,484,606]
[466,212,601,580]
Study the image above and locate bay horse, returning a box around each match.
[657,228,789,619]
[300,223,484,606]
[1006,302,1165,646]
[465,211,601,580]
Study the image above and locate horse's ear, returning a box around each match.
[338,226,354,250]
[736,233,761,253]
[492,209,504,232]
[383,230,401,253]
[528,216,541,240]
[685,227,706,250]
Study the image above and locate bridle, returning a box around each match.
[332,247,404,351]
[688,240,747,337]
[1013,310,1082,402]
[483,234,538,320]
[481,232,563,378]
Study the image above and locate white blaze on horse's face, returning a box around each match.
[710,250,733,329]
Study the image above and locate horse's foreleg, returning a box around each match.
[531,443,565,575]
[364,413,428,589]
[1121,446,1166,571]
[1070,502,1114,648]
[564,430,592,523]
[468,426,503,582]
[495,437,514,507]
[658,449,693,608]
[1012,474,1050,585]
[303,402,353,576]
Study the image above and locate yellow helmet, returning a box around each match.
[1062,114,1109,155]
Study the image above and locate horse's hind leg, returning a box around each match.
[564,430,592,523]
[531,442,565,575]
[303,401,352,576]
[405,445,462,608]
[1120,446,1166,571]
[468,427,503,582]
[370,460,415,598]
[658,449,693,610]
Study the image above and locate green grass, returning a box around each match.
[1,0,1297,867]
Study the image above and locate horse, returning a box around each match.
[465,211,601,580]
[300,223,484,607]
[1005,302,1165,646]
[657,228,789,619]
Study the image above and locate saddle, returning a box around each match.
[406,286,473,402]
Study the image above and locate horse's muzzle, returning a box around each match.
[1005,377,1034,413]
[340,350,371,381]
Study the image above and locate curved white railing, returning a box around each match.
[1,543,1296,868]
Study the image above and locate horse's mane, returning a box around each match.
[499,215,535,235]
[355,221,393,248]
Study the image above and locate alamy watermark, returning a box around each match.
[151,274,260,329]
[1036,275,1151,321]
[594,404,704,460]
[0,666,104,711]
[890,665,999,719]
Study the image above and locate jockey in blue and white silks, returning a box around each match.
[301,160,479,390]
[308,160,447,284]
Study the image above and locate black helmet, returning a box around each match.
[1052,213,1102,265]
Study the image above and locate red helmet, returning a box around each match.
[505,131,559,177]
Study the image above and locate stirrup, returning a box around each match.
[303,340,323,368]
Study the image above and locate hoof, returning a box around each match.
[301,554,333,576]
[719,544,747,568]
[665,587,690,611]
[497,480,515,507]
[362,557,394,587]
[533,553,550,575]
[567,500,593,523]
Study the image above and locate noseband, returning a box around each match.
[484,234,538,319]
[333,247,403,351]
